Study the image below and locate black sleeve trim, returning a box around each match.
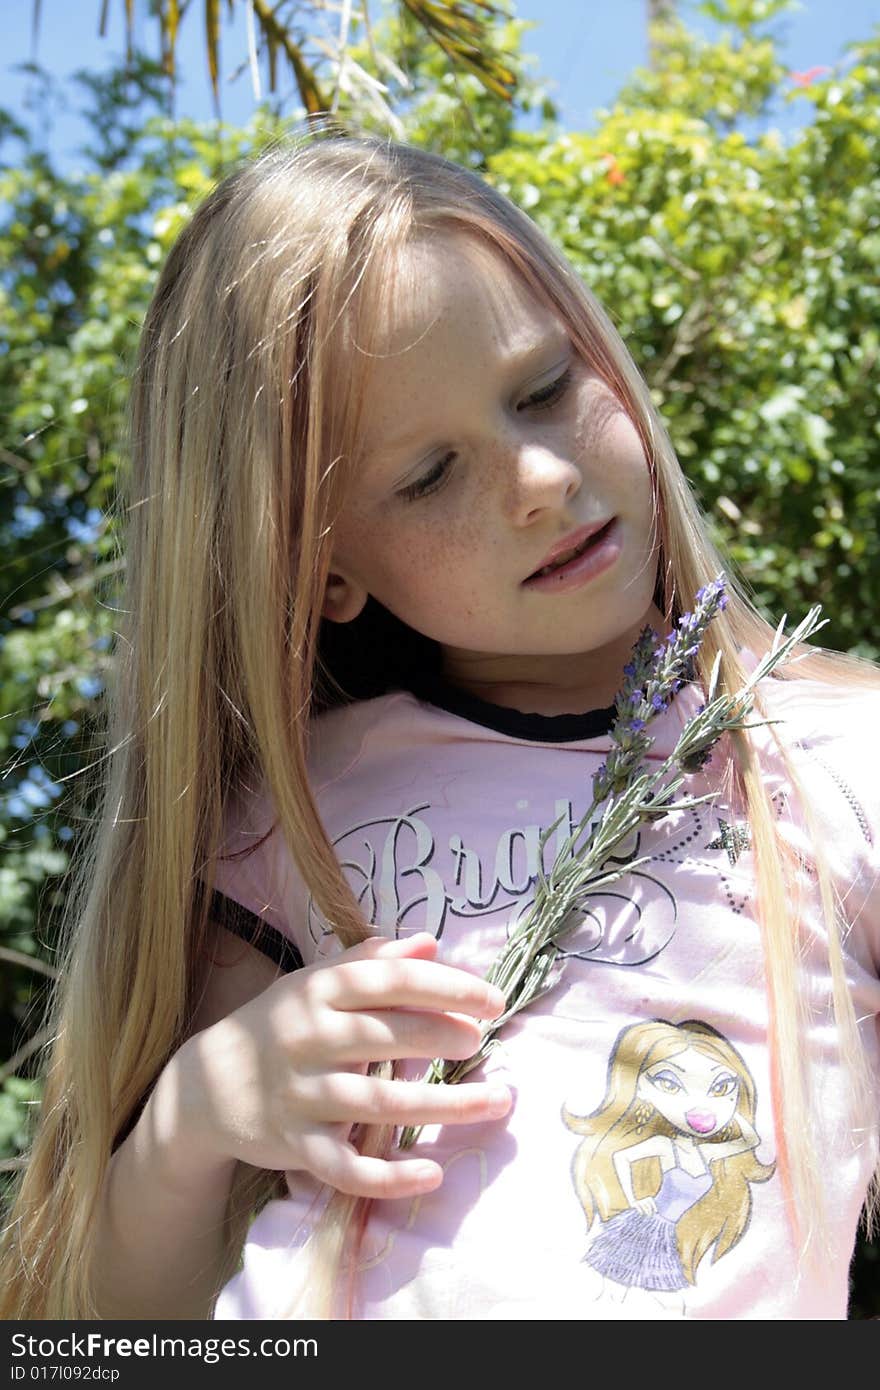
[208,889,304,973]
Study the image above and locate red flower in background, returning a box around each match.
[601,152,626,186]
[789,66,831,87]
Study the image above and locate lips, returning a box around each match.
[685,1110,717,1135]
[527,520,614,580]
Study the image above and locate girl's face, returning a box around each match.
[323,234,663,710]
[636,1045,741,1139]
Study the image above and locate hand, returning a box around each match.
[169,931,511,1200]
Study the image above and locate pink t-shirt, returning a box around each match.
[210,668,880,1320]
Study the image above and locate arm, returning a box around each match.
[612,1135,673,1214]
[91,924,280,1320]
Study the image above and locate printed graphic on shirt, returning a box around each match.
[306,798,751,956]
[706,818,751,865]
[563,1020,775,1312]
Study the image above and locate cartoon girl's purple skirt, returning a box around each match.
[584,1208,687,1290]
[583,1166,712,1292]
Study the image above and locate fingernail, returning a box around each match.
[414,1162,442,1184]
[487,1085,511,1112]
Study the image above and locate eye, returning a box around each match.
[709,1075,737,1098]
[518,367,573,413]
[398,451,456,503]
[647,1071,681,1095]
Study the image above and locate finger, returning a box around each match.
[320,957,507,1021]
[309,932,440,974]
[311,1007,486,1066]
[292,1133,444,1200]
[298,1072,512,1128]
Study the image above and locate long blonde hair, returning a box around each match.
[1,130,878,1320]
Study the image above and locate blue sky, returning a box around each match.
[5,0,880,163]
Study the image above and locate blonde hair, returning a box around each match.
[564,1020,776,1284]
[1,130,878,1320]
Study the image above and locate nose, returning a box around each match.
[503,439,582,526]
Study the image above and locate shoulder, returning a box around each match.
[756,668,880,784]
[308,689,445,789]
[188,919,285,1037]
[755,669,880,957]
[202,692,437,960]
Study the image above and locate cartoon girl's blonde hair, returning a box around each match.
[1,130,877,1319]
[564,1020,775,1284]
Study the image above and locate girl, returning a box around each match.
[1,131,878,1322]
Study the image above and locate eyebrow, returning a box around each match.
[370,334,572,463]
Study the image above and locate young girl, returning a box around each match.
[2,131,879,1322]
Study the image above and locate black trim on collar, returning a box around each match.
[404,669,617,743]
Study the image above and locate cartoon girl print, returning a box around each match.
[563,1020,775,1311]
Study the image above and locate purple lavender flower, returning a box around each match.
[598,574,729,798]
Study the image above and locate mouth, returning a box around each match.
[685,1110,718,1136]
[526,520,616,581]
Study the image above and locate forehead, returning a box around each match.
[647,1045,733,1079]
[365,232,562,371]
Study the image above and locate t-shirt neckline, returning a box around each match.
[404,668,618,743]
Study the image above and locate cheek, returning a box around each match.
[662,1093,686,1120]
[391,502,488,584]
[718,1091,739,1120]
[606,417,651,491]
[339,502,487,602]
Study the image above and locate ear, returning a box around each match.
[321,570,369,624]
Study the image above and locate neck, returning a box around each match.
[439,604,670,716]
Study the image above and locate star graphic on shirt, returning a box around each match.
[707,818,751,865]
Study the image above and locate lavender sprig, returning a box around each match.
[398,577,826,1150]
[592,575,729,805]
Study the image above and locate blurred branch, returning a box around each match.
[8,560,124,620]
[0,1024,52,1085]
[1,447,30,474]
[0,947,58,981]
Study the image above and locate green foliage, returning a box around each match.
[340,2,556,166]
[0,1078,41,1157]
[639,0,797,130]
[2,0,878,1314]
